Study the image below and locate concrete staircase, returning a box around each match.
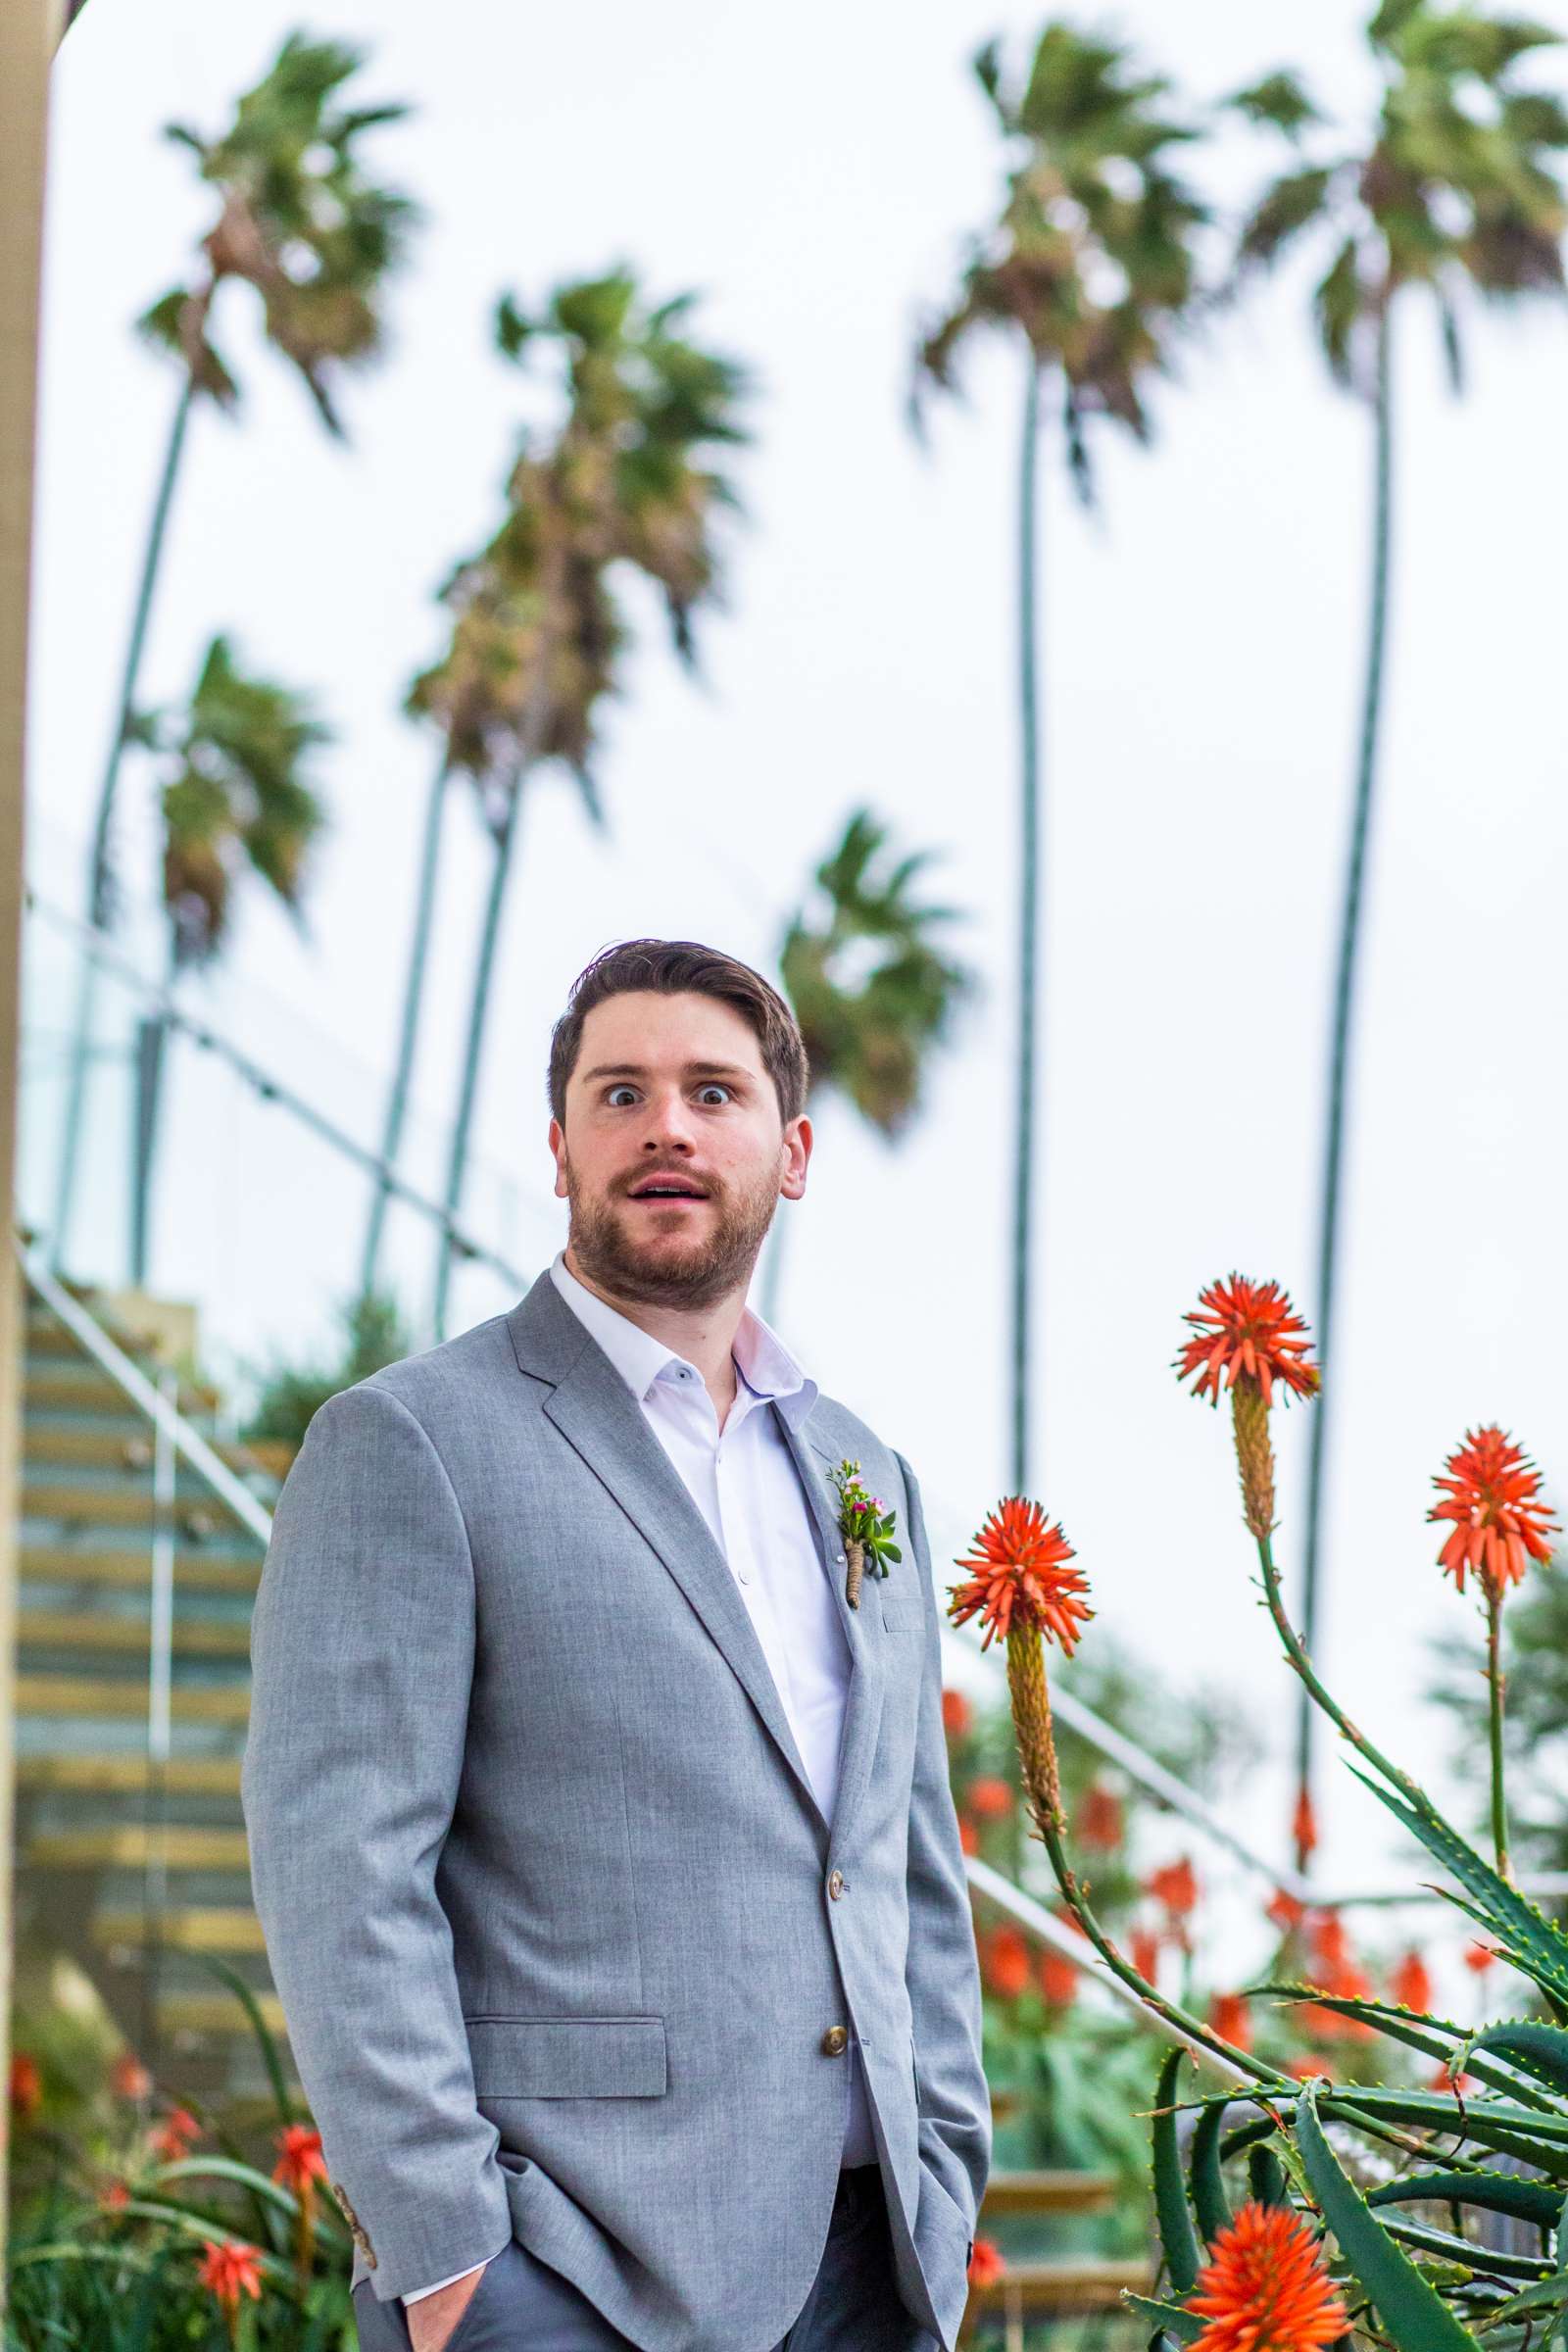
[14,1277,294,2104]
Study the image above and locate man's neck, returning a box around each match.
[563,1247,749,1418]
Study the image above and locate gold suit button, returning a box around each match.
[827,1869,845,1900]
[820,2025,849,2056]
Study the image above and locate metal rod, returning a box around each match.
[963,1854,1251,2085]
[141,1365,176,2076]
[946,1635,1566,1912]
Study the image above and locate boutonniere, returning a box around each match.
[827,1458,902,1609]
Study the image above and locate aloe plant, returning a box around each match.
[956,1271,1568,2349]
[8,1956,356,2345]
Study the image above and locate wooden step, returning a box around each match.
[22,1484,255,1536]
[27,1826,250,1870]
[24,1426,288,1482]
[94,1906,266,1954]
[959,2257,1153,2328]
[16,1675,250,1724]
[16,1754,244,1795]
[24,1365,223,1416]
[24,1324,216,1397]
[18,1610,252,1659]
[161,1991,287,2039]
[22,1544,261,1593]
[978,2171,1119,2219]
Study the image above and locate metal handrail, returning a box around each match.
[17,1229,273,1547]
[963,1853,1250,2082]
[937,1620,1323,1904]
[943,1629,1568,1913]
[24,1230,1563,1935]
[24,884,532,1295]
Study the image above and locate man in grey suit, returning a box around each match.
[241,938,990,2352]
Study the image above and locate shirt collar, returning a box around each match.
[549,1250,818,1427]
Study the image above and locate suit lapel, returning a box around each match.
[508,1274,829,1841]
[778,1414,887,1857]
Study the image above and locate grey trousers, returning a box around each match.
[352,2164,938,2352]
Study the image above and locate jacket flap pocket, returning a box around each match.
[465,2015,667,2098]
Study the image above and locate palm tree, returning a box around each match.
[762,808,973,1325]
[912,24,1208,1494]
[51,28,416,1274]
[1229,2,1568,1873]
[124,632,329,1282]
[420,270,751,1339]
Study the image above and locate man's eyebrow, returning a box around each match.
[578,1061,756,1085]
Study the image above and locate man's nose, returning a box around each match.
[641,1091,699,1150]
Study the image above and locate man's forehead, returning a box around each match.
[574,992,764,1072]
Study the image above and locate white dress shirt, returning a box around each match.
[404,1251,875,2305]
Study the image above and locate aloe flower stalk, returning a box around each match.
[1175,1279,1559,1890]
[1428,1423,1559,1886]
[272,2122,327,2292]
[947,1500,1280,2088]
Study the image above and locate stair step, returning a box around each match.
[23,1483,257,1536]
[24,1321,214,1392]
[17,1754,244,1794]
[94,1906,267,1954]
[18,1611,252,1659]
[27,1826,250,1869]
[22,1544,261,1592]
[160,1991,287,2039]
[16,1675,251,1723]
[960,2257,1154,2322]
[24,1365,222,1417]
[24,1427,279,1479]
[978,2171,1119,2218]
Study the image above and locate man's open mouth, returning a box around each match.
[626,1181,710,1201]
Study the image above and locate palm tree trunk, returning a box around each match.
[431,760,531,1340]
[359,751,451,1303]
[128,936,178,1288]
[50,369,195,1274]
[1296,297,1396,1872]
[1011,354,1044,1494]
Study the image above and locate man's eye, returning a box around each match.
[607,1085,638,1107]
[697,1084,731,1104]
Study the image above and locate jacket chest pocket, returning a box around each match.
[464,2014,667,2098]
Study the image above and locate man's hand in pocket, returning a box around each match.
[406,2257,490,2352]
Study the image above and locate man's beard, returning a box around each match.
[562,1158,780,1310]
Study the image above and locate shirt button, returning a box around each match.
[820,2025,849,2057]
[827,1870,845,1900]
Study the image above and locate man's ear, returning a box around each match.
[779,1112,812,1201]
[548,1116,568,1200]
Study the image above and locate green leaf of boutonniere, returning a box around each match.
[827,1457,900,1609]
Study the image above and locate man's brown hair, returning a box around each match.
[548,939,809,1127]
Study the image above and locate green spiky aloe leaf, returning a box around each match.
[1189,2101,1233,2247]
[1475,2270,1568,2336]
[194,1952,295,2126]
[1190,2082,1568,2174]
[1122,2292,1202,2344]
[1367,2169,1567,2230]
[1294,2079,1485,2350]
[1467,2022,1568,2097]
[1249,1984,1561,2110]
[1345,1766,1568,2006]
[1152,2047,1202,2296]
[1248,2144,1290,2208]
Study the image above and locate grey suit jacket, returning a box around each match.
[240,1270,990,2352]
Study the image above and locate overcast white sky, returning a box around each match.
[22,0,1568,1922]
